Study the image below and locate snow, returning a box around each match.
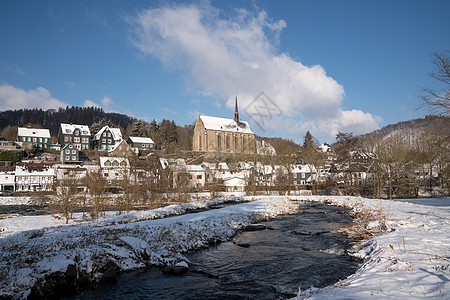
[17,127,51,138]
[199,115,254,134]
[60,123,91,136]
[1,195,449,299]
[128,136,154,144]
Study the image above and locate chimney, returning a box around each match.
[234,95,239,123]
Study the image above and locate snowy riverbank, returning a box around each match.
[0,196,449,299]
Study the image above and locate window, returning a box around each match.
[66,150,70,154]
[226,135,230,150]
[73,137,80,143]
[66,156,70,160]
[64,136,70,142]
[243,136,246,151]
[102,138,106,143]
[199,135,202,149]
[107,132,111,137]
[234,136,238,149]
[107,139,112,144]
[72,156,76,161]
[32,137,37,142]
[197,175,202,179]
[72,150,76,154]
[103,132,107,137]
[217,135,221,149]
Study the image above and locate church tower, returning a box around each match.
[234,95,239,123]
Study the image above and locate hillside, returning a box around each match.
[359,115,450,147]
[0,107,136,137]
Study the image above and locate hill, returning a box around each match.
[358,115,450,147]
[0,106,136,137]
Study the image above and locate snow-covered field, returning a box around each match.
[0,196,449,299]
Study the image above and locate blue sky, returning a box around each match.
[1,0,449,143]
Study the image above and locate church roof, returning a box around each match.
[199,115,254,134]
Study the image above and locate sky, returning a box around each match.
[0,0,449,143]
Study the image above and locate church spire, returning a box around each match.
[234,94,239,123]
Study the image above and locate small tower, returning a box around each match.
[234,95,239,123]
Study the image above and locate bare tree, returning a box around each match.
[55,177,78,224]
[419,51,450,115]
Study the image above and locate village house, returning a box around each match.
[16,127,51,149]
[0,138,18,150]
[291,164,316,186]
[14,163,55,192]
[0,170,15,191]
[184,164,208,189]
[201,162,231,179]
[223,174,247,192]
[192,98,256,154]
[108,139,135,157]
[60,143,80,163]
[92,126,122,150]
[127,136,155,151]
[99,156,130,184]
[58,123,91,150]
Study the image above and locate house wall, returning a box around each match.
[95,129,119,150]
[193,117,256,154]
[0,173,15,191]
[61,144,79,163]
[17,136,50,149]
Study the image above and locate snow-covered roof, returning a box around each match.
[93,126,122,141]
[99,156,129,168]
[291,164,316,174]
[199,115,254,134]
[128,136,154,144]
[60,123,90,136]
[17,127,51,138]
[185,164,204,172]
[202,162,229,170]
[15,165,55,176]
[319,143,331,152]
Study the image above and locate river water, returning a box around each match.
[72,202,360,299]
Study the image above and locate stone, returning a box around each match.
[102,267,117,282]
[162,263,189,275]
[243,224,266,231]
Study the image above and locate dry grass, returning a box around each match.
[339,206,389,240]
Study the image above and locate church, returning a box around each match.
[192,98,256,154]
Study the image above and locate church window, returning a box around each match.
[226,135,230,150]
[217,135,221,149]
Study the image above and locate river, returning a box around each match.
[71,202,360,299]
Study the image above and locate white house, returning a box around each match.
[99,156,130,184]
[223,174,247,192]
[15,164,55,192]
[185,164,207,188]
[17,127,51,149]
[0,171,15,191]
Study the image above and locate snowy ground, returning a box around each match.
[0,196,449,299]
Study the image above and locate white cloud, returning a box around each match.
[129,2,380,141]
[83,96,115,112]
[83,99,101,108]
[0,84,67,111]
